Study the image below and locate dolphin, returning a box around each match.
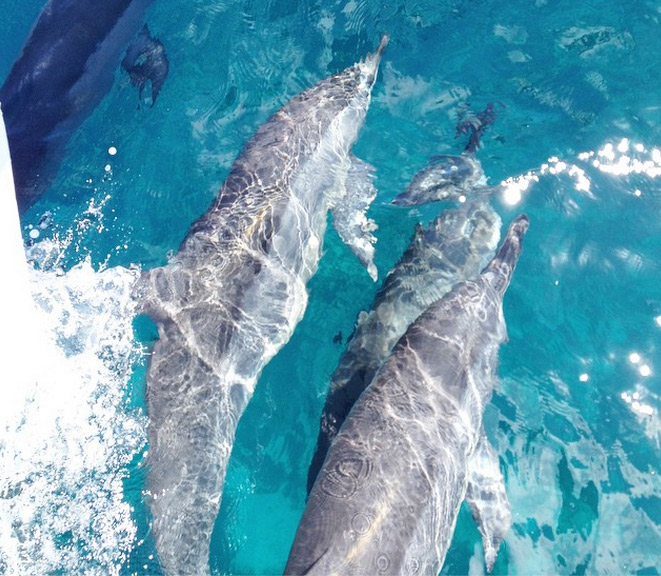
[306,104,510,571]
[285,214,529,575]
[134,36,388,576]
[121,24,169,107]
[0,0,166,212]
[391,103,503,208]
[306,202,502,487]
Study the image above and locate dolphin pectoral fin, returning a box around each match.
[132,267,169,320]
[465,431,512,573]
[132,263,190,324]
[331,155,379,281]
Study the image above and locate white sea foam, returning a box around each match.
[0,250,146,575]
[1,106,146,576]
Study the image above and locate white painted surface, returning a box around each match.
[0,105,49,388]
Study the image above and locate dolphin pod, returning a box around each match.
[135,36,388,575]
[0,0,168,212]
[285,214,529,575]
[306,106,511,571]
[305,201,502,497]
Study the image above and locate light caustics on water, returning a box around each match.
[499,138,660,425]
[500,138,661,206]
[495,373,661,574]
[489,137,661,574]
[1,110,146,575]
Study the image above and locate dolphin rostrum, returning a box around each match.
[306,104,510,571]
[285,214,529,575]
[135,36,388,575]
[0,0,165,212]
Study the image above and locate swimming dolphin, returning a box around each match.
[0,0,166,212]
[306,203,508,571]
[285,214,529,575]
[391,103,503,207]
[135,36,388,576]
[306,105,510,571]
[306,202,502,488]
[121,24,169,107]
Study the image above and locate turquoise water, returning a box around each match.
[1,0,660,574]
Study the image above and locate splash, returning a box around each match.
[0,247,146,575]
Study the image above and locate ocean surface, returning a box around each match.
[1,0,660,574]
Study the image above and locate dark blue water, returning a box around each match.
[1,1,659,574]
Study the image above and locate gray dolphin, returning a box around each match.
[121,24,169,107]
[306,105,510,571]
[285,214,529,575]
[306,202,502,487]
[0,0,164,212]
[391,103,504,208]
[135,36,388,576]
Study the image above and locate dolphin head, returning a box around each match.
[360,35,389,86]
[426,202,501,254]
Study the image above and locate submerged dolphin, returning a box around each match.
[285,214,529,575]
[121,24,169,107]
[0,0,165,212]
[391,103,503,208]
[135,36,388,575]
[306,105,510,570]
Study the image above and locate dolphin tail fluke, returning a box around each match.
[465,432,512,573]
[331,155,379,281]
[482,214,529,296]
[122,24,169,106]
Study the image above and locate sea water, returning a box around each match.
[0,0,659,574]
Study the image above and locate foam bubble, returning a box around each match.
[0,255,146,574]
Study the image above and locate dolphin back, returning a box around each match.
[287,215,529,575]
